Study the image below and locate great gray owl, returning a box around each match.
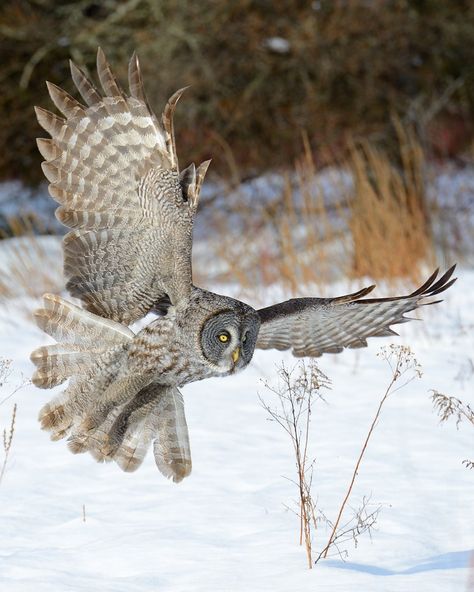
[30,49,456,481]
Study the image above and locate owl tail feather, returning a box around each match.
[30,293,134,389]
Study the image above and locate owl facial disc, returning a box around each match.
[199,310,258,374]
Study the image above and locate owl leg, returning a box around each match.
[38,375,94,441]
[98,385,165,466]
[38,399,71,437]
[67,374,150,456]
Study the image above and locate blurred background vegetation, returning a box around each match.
[1,0,474,185]
[1,0,473,295]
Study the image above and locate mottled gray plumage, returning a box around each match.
[31,49,456,481]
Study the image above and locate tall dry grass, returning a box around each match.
[319,345,422,561]
[0,216,63,312]
[206,124,437,297]
[0,123,452,309]
[0,402,17,486]
[348,123,434,282]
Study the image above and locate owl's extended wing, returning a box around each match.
[256,266,456,357]
[94,383,192,481]
[36,48,210,324]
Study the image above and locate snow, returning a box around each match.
[262,37,291,54]
[0,182,62,236]
[0,238,472,591]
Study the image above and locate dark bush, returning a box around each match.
[1,0,474,185]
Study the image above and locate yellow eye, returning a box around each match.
[218,333,229,343]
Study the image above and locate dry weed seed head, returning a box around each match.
[377,344,423,380]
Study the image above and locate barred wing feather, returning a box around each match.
[256,267,456,358]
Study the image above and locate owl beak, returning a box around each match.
[232,347,240,364]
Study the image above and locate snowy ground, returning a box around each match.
[0,248,472,591]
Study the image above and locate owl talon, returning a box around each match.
[39,403,66,430]
[67,435,88,454]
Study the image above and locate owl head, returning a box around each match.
[199,307,260,374]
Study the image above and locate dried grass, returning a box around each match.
[0,402,17,486]
[0,216,63,310]
[431,390,474,469]
[206,125,437,297]
[259,354,413,567]
[259,360,330,568]
[348,124,435,282]
[0,122,452,312]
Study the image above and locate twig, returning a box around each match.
[315,497,381,563]
[19,43,54,89]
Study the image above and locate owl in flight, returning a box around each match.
[31,49,456,482]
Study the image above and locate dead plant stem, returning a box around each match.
[321,356,402,558]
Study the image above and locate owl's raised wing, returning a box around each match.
[36,48,210,325]
[256,266,456,357]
